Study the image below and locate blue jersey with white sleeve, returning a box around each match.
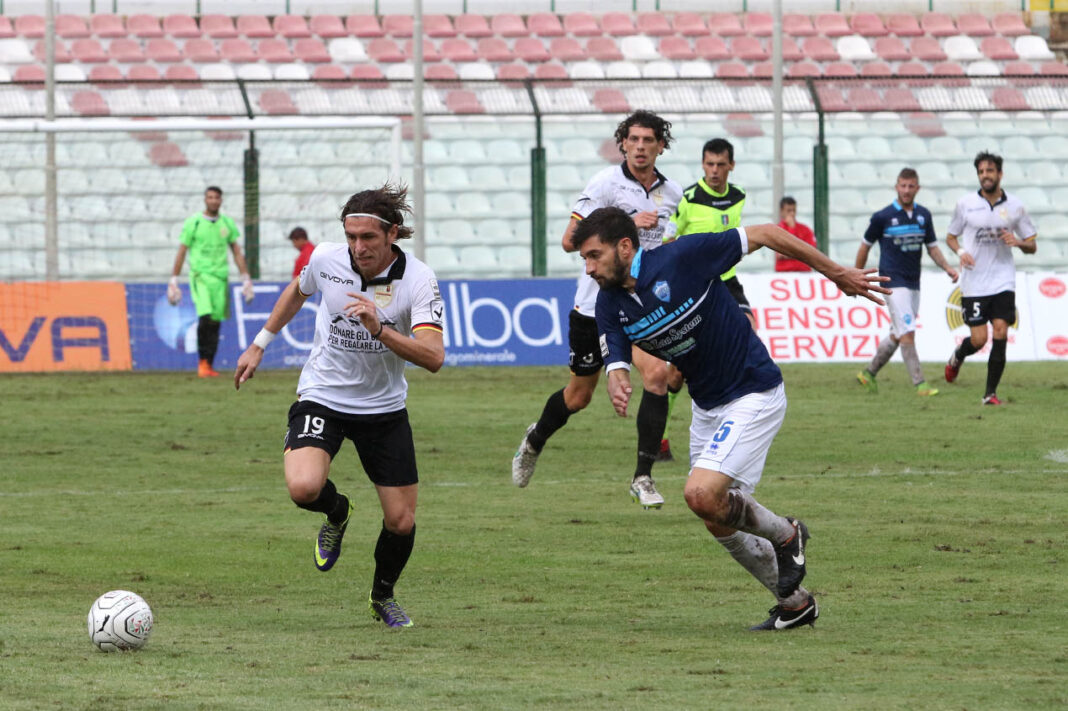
[595,228,782,410]
[862,201,936,289]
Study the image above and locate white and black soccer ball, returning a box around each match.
[87,590,153,652]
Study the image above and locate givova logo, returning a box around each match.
[944,287,1019,330]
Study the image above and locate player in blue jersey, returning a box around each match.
[571,206,889,630]
[854,168,959,395]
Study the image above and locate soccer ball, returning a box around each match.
[87,590,153,652]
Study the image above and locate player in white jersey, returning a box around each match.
[512,111,683,509]
[944,152,1037,405]
[233,185,445,628]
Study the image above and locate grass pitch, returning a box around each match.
[1,363,1065,710]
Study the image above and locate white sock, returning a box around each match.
[716,531,811,607]
[900,342,925,385]
[724,490,795,545]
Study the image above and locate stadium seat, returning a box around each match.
[550,38,586,62]
[957,13,993,36]
[109,38,145,63]
[56,14,89,38]
[981,37,1018,60]
[886,14,922,37]
[147,39,182,62]
[274,15,311,39]
[802,37,839,61]
[293,38,330,63]
[619,35,659,61]
[220,39,257,63]
[931,61,967,83]
[592,88,629,113]
[477,38,513,62]
[514,38,550,63]
[606,61,641,79]
[1015,36,1054,61]
[1026,160,1063,184]
[732,37,768,61]
[446,90,484,114]
[875,37,910,61]
[275,64,310,81]
[636,13,672,36]
[425,64,458,80]
[199,63,236,81]
[259,89,297,115]
[439,38,475,62]
[491,14,528,38]
[945,36,983,61]
[715,62,749,79]
[694,36,730,61]
[920,13,957,37]
[642,61,677,79]
[346,15,384,38]
[164,64,198,81]
[455,14,492,38]
[1002,134,1039,158]
[200,15,237,39]
[236,64,272,80]
[529,13,565,37]
[309,15,346,38]
[744,13,773,37]
[328,37,368,63]
[564,13,600,37]
[783,14,816,36]
[675,12,710,36]
[815,13,851,37]
[967,60,1001,77]
[351,64,385,82]
[366,38,404,63]
[259,39,294,63]
[860,62,893,77]
[237,15,273,38]
[404,39,442,62]
[89,64,124,85]
[0,38,34,64]
[992,13,1029,37]
[1004,61,1036,76]
[89,14,126,38]
[32,39,72,62]
[569,60,605,79]
[494,62,529,81]
[850,13,888,37]
[846,88,882,111]
[71,90,109,116]
[751,62,774,79]
[183,39,219,62]
[854,135,894,158]
[0,16,11,39]
[602,12,637,36]
[895,61,928,78]
[836,35,875,61]
[55,64,86,81]
[128,64,162,82]
[910,37,947,62]
[586,37,623,62]
[15,15,45,38]
[162,14,199,38]
[787,62,821,78]
[382,15,413,37]
[659,36,695,61]
[384,63,414,81]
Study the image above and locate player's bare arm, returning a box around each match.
[1000,229,1038,254]
[854,242,871,270]
[606,368,633,417]
[234,278,308,389]
[946,233,975,269]
[167,245,188,305]
[745,223,890,304]
[926,244,959,282]
[343,292,445,373]
[561,218,579,253]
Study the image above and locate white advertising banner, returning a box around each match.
[744,271,1068,363]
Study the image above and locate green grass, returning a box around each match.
[2,363,1066,710]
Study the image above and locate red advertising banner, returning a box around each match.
[0,282,132,372]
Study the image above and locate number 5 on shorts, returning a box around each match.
[713,420,734,443]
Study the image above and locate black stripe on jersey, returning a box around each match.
[683,182,746,210]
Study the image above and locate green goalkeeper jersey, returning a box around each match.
[179,212,240,278]
[667,178,746,281]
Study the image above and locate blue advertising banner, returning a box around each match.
[126,278,577,371]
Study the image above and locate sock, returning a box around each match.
[715,531,811,607]
[899,342,925,386]
[294,479,348,524]
[723,490,795,545]
[867,336,898,376]
[197,316,222,365]
[529,389,574,453]
[954,337,980,363]
[371,522,416,601]
[634,391,669,479]
[985,338,1007,396]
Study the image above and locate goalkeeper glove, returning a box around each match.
[241,273,255,304]
[166,276,181,306]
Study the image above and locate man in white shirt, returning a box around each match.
[234,184,445,627]
[944,152,1037,405]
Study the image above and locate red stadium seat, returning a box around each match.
[89,64,124,85]
[886,14,922,37]
[992,13,1029,37]
[675,12,710,36]
[815,86,848,111]
[294,38,330,63]
[860,61,893,77]
[312,64,349,87]
[710,13,745,36]
[351,64,385,81]
[850,13,888,37]
[744,13,773,37]
[491,14,528,37]
[825,62,858,77]
[550,38,586,62]
[783,14,816,36]
[404,39,442,62]
[446,90,484,114]
[529,12,565,37]
[220,39,257,63]
[236,15,273,38]
[931,61,967,86]
[904,112,944,137]
[382,15,413,37]
[0,16,14,38]
[592,88,629,113]
[981,37,1018,61]
[724,113,764,137]
[515,38,550,63]
[636,13,672,36]
[425,64,458,80]
[731,36,768,61]
[258,39,294,63]
[72,90,109,116]
[659,36,695,61]
[477,38,514,62]
[16,15,45,38]
[426,15,457,38]
[14,65,46,84]
[164,64,198,81]
[201,15,238,39]
[162,14,199,38]
[109,38,145,63]
[895,61,929,78]
[496,63,530,81]
[33,39,72,62]
[787,62,821,78]
[602,13,637,36]
[182,39,217,62]
[56,14,89,38]
[346,15,384,38]
[814,13,850,37]
[920,12,957,37]
[910,37,947,62]
[957,13,993,37]
[586,37,622,61]
[366,38,404,62]
[1039,61,1068,76]
[716,62,749,78]
[534,63,568,80]
[309,15,346,38]
[564,13,600,37]
[127,14,163,38]
[802,37,838,61]
[442,38,478,62]
[991,86,1029,110]
[146,39,182,62]
[695,36,730,61]
[127,64,162,82]
[847,87,883,111]
[752,62,773,79]
[875,37,910,61]
[1003,61,1035,76]
[884,88,922,111]
[455,14,492,38]
[782,37,803,61]
[259,89,298,115]
[274,15,311,38]
[71,38,107,62]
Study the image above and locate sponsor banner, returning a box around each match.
[1029,273,1068,360]
[0,282,132,372]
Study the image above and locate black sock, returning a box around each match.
[529,388,574,453]
[372,522,416,601]
[635,391,669,479]
[954,337,980,363]
[197,316,222,365]
[294,479,348,524]
[985,339,1007,396]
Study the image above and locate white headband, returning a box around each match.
[344,212,392,225]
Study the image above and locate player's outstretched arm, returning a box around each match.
[234,278,308,389]
[745,223,891,305]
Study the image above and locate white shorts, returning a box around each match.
[689,383,787,494]
[885,287,920,338]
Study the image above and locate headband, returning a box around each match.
[344,212,392,225]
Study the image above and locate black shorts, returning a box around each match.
[568,309,603,376]
[961,291,1015,327]
[722,275,753,315]
[284,400,418,487]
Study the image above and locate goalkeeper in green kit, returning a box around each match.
[167,186,255,377]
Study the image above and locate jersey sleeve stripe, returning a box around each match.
[412,323,443,333]
[570,211,584,221]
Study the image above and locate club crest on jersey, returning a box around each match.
[653,280,671,303]
[374,284,394,307]
[891,217,899,226]
[652,188,663,205]
[917,215,925,226]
